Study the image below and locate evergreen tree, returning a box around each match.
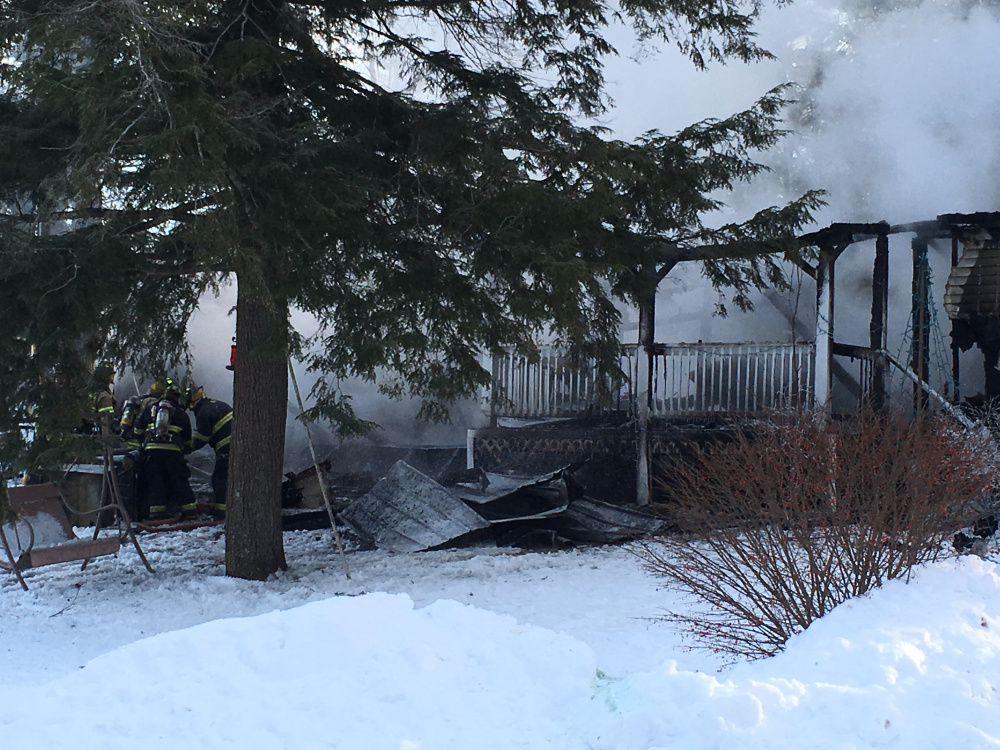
[0,0,821,579]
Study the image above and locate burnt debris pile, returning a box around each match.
[281,446,663,551]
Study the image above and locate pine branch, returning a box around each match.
[0,195,220,235]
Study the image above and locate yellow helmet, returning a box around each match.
[149,379,167,397]
[187,385,206,408]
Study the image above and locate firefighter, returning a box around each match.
[75,362,117,436]
[119,380,165,449]
[91,362,118,438]
[118,379,167,520]
[186,385,231,519]
[133,379,197,521]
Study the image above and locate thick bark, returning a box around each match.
[226,278,288,579]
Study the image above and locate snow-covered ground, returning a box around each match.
[1,527,998,749]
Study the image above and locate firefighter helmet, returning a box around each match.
[187,385,206,409]
[163,378,181,399]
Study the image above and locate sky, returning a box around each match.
[1,527,998,749]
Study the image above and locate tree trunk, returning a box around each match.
[226,277,288,579]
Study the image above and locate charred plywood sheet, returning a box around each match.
[543,498,665,543]
[340,461,490,553]
[450,469,570,522]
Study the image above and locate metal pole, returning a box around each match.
[288,360,351,579]
[84,422,153,574]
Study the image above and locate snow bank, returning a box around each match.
[589,557,1000,749]
[0,555,997,749]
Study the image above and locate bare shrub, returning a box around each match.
[634,409,997,660]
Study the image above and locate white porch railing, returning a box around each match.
[643,341,815,417]
[489,348,630,419]
[490,341,815,420]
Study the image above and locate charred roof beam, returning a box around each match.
[798,221,892,250]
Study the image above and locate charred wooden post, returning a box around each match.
[950,235,961,402]
[869,233,890,411]
[911,237,931,411]
[489,355,500,428]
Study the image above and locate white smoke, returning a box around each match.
[603,0,1000,222]
[182,285,486,469]
[769,0,1000,223]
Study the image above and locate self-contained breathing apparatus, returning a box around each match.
[119,395,143,442]
[147,398,177,445]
